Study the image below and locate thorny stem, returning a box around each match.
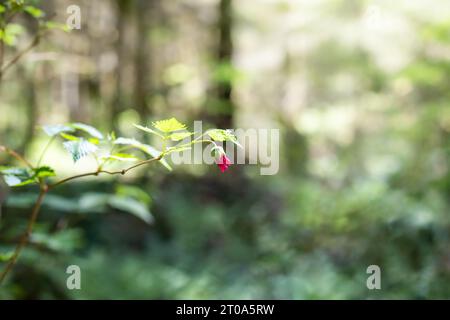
[0,149,163,286]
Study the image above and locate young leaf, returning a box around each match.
[0,167,37,187]
[107,131,117,141]
[70,123,104,140]
[169,132,194,141]
[34,166,56,178]
[206,129,227,141]
[60,132,80,141]
[114,138,172,171]
[42,124,75,137]
[100,153,139,162]
[88,138,100,145]
[139,144,172,171]
[63,139,98,162]
[152,118,186,133]
[206,129,242,148]
[133,124,164,139]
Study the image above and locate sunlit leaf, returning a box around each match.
[114,137,172,171]
[169,132,194,141]
[24,5,44,18]
[42,124,75,137]
[152,118,186,133]
[0,24,25,46]
[60,132,80,141]
[206,129,242,148]
[70,123,104,139]
[138,144,172,171]
[63,139,98,162]
[100,153,139,162]
[133,124,164,138]
[34,166,56,178]
[0,167,36,187]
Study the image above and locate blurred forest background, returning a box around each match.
[1,0,450,299]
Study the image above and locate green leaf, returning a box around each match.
[34,166,56,178]
[42,124,75,137]
[108,196,153,224]
[0,251,13,262]
[206,129,227,141]
[31,229,84,252]
[152,118,186,133]
[100,153,139,162]
[211,145,225,157]
[0,5,6,14]
[107,131,117,141]
[169,132,194,141]
[88,137,100,145]
[133,124,164,138]
[139,144,172,171]
[115,185,152,206]
[60,132,80,141]
[206,129,242,148]
[24,5,44,18]
[114,138,172,171]
[70,123,104,140]
[63,139,98,162]
[78,193,110,213]
[0,24,25,46]
[0,167,36,187]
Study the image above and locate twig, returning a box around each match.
[49,156,161,189]
[0,186,47,285]
[0,32,41,79]
[0,145,34,169]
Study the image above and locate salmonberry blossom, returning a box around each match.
[217,154,231,173]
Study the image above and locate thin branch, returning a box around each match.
[49,155,162,189]
[0,145,34,169]
[0,29,4,73]
[0,32,41,79]
[0,187,47,285]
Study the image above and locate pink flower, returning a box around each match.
[217,154,231,173]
